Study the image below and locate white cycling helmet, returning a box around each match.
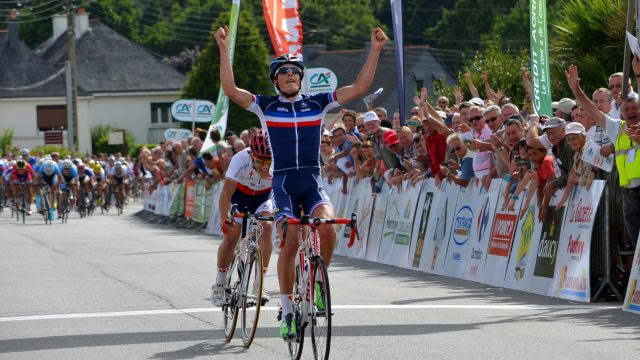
[62,159,74,169]
[43,161,56,176]
[115,161,123,168]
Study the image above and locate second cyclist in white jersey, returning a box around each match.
[211,130,274,306]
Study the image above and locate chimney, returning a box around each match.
[52,13,67,42]
[8,9,18,49]
[74,7,90,39]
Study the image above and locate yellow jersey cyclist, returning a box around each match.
[211,130,274,307]
[215,25,388,340]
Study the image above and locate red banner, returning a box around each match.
[262,0,303,58]
[184,179,196,219]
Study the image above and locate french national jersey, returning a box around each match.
[226,148,272,196]
[248,92,340,174]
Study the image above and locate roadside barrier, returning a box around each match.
[136,176,638,312]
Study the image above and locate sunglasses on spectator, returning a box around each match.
[485,116,499,124]
[608,84,622,90]
[276,66,302,76]
[357,125,364,129]
[450,146,463,153]
[469,116,483,123]
[411,111,419,115]
[439,100,447,104]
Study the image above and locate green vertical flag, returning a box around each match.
[201,0,241,154]
[530,0,552,117]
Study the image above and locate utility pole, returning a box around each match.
[66,0,78,151]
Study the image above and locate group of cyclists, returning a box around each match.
[0,150,138,219]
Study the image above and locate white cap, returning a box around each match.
[564,122,586,136]
[469,97,485,107]
[363,111,380,124]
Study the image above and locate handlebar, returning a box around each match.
[280,212,361,249]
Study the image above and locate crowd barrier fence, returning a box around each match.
[139,176,640,314]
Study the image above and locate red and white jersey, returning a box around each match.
[226,148,272,196]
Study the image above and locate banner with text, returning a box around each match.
[530,0,552,117]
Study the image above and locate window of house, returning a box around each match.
[150,102,177,124]
[37,105,67,131]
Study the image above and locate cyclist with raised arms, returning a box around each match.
[214,25,388,340]
[211,130,274,307]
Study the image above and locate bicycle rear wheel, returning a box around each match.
[310,257,331,360]
[287,264,305,360]
[223,256,240,342]
[240,247,263,347]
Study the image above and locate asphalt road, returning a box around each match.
[0,206,638,359]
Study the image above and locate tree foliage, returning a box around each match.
[182,8,272,135]
[91,124,137,156]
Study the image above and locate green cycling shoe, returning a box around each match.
[280,313,297,340]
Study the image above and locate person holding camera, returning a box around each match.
[439,133,475,188]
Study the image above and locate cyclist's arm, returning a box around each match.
[335,28,387,105]
[218,178,237,224]
[215,26,253,109]
[177,163,198,183]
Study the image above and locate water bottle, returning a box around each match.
[49,208,56,221]
[35,194,41,209]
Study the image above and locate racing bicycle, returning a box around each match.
[222,204,272,348]
[281,213,360,360]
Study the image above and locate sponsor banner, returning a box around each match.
[529,189,567,296]
[164,128,192,142]
[365,182,391,262]
[483,184,523,287]
[303,67,338,96]
[339,178,374,259]
[504,195,542,291]
[624,234,640,313]
[530,0,552,117]
[423,181,458,275]
[390,0,406,123]
[184,179,196,219]
[409,179,436,270]
[553,181,604,302]
[170,99,215,122]
[464,179,501,283]
[443,183,476,278]
[201,0,240,154]
[205,182,224,235]
[169,182,185,216]
[262,0,303,58]
[378,181,420,268]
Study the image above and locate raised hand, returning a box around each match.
[371,28,388,51]
[565,65,581,93]
[214,25,229,49]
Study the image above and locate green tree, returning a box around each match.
[86,0,142,42]
[91,124,136,156]
[549,0,626,97]
[182,7,272,134]
[0,127,15,155]
[299,0,384,50]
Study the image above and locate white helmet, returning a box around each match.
[62,159,74,169]
[115,161,123,168]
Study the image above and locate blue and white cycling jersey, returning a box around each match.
[61,165,78,183]
[37,161,61,177]
[248,92,340,175]
[79,167,95,179]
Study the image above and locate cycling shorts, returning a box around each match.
[42,174,58,187]
[230,190,272,224]
[271,169,332,223]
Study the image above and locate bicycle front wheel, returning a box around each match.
[287,262,304,360]
[310,257,331,360]
[240,247,263,347]
[223,256,240,342]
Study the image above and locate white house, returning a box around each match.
[0,9,186,154]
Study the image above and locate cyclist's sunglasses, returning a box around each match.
[252,155,272,167]
[276,66,302,76]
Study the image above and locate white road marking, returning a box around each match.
[0,304,619,322]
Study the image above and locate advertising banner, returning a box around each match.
[464,179,501,283]
[206,182,224,235]
[530,0,552,117]
[409,179,436,270]
[378,181,420,268]
[184,179,196,219]
[528,189,567,296]
[623,233,640,314]
[553,182,604,301]
[262,0,303,58]
[303,67,338,96]
[339,178,374,259]
[423,181,458,275]
[365,182,391,262]
[483,188,523,287]
[443,183,476,278]
[504,198,542,291]
[169,182,185,216]
[201,0,240,154]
